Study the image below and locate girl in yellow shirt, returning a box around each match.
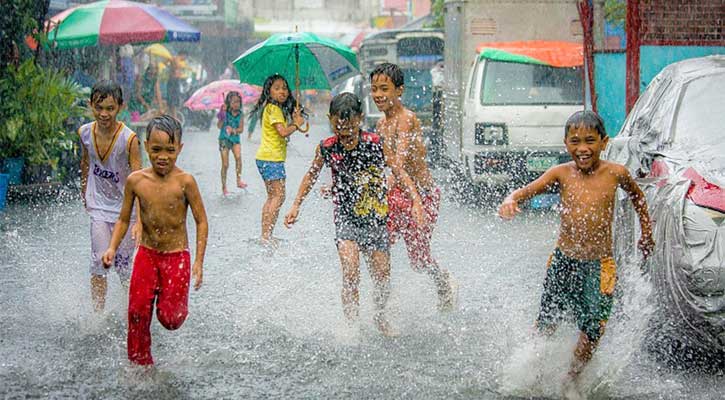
[249,74,305,244]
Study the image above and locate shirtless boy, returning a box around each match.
[498,110,655,387]
[370,63,456,310]
[284,93,423,335]
[102,115,208,366]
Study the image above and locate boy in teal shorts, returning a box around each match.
[498,111,655,390]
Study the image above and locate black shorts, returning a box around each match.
[335,218,389,252]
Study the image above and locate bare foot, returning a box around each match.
[237,179,247,189]
[562,373,584,400]
[373,312,399,337]
[437,274,459,312]
[223,188,229,196]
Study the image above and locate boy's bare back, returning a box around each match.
[549,160,634,260]
[376,108,435,191]
[128,166,201,252]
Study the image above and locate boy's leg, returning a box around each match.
[399,188,455,309]
[232,144,246,188]
[127,247,159,365]
[220,145,230,194]
[89,219,113,312]
[261,179,285,242]
[155,250,191,330]
[365,249,395,335]
[337,240,361,321]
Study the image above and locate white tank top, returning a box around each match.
[80,121,137,222]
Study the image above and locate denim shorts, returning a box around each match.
[256,159,286,181]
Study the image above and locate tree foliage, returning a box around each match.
[604,0,626,28]
[0,60,84,167]
[425,0,445,29]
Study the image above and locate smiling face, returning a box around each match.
[269,78,289,104]
[145,128,183,176]
[329,114,362,149]
[565,124,608,173]
[370,74,402,113]
[229,95,242,112]
[91,95,121,130]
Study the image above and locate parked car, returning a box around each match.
[604,55,725,358]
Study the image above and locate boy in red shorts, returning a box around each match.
[370,63,457,311]
[102,115,208,366]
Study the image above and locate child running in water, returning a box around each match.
[217,91,247,195]
[250,74,305,245]
[284,93,423,335]
[80,80,142,312]
[102,116,208,366]
[370,63,457,311]
[498,111,654,393]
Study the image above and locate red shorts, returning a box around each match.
[387,185,441,271]
[127,245,191,365]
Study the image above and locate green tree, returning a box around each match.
[425,0,445,29]
[604,0,626,28]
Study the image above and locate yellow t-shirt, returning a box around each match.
[255,103,288,162]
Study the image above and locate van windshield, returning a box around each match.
[480,60,583,106]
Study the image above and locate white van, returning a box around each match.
[460,41,584,186]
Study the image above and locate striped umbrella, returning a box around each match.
[47,0,200,49]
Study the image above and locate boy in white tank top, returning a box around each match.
[80,81,143,312]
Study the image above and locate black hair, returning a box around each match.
[90,80,123,105]
[329,92,363,120]
[249,74,306,123]
[565,110,607,139]
[146,115,182,144]
[224,91,243,113]
[369,62,404,87]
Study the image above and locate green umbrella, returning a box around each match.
[232,32,359,93]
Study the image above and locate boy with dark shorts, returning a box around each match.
[102,115,208,366]
[284,93,422,336]
[370,63,457,311]
[498,110,655,391]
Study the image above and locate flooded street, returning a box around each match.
[0,117,722,399]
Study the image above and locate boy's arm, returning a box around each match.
[80,140,89,208]
[101,176,137,266]
[128,136,143,243]
[383,130,425,226]
[498,166,560,220]
[285,145,325,228]
[617,166,655,258]
[185,174,208,290]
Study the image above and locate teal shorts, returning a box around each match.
[536,248,617,342]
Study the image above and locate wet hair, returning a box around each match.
[329,92,362,120]
[224,91,243,112]
[146,115,182,144]
[369,62,404,87]
[90,80,123,105]
[249,74,305,122]
[565,110,607,139]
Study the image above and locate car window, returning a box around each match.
[480,60,583,105]
[673,73,725,148]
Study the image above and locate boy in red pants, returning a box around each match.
[102,115,208,366]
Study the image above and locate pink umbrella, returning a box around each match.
[184,80,261,111]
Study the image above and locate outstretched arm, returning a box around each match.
[618,167,654,258]
[102,175,137,266]
[285,146,325,228]
[185,175,208,290]
[128,136,143,244]
[499,166,560,219]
